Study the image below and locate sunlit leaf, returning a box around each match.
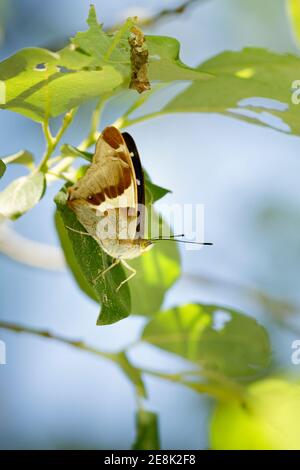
[0,47,122,121]
[164,48,300,136]
[2,149,34,169]
[0,5,211,121]
[287,0,300,46]
[147,35,212,82]
[142,304,271,378]
[132,410,160,450]
[0,172,45,220]
[211,378,300,450]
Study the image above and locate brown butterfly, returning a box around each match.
[67,126,153,291]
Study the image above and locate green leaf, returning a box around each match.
[132,410,160,450]
[115,352,146,398]
[0,45,123,121]
[2,150,34,169]
[211,378,300,450]
[60,144,93,162]
[146,35,212,82]
[0,5,211,121]
[129,232,180,316]
[0,172,45,220]
[55,211,98,302]
[145,179,171,204]
[164,48,300,136]
[142,304,271,379]
[54,188,131,325]
[287,0,300,47]
[0,159,6,178]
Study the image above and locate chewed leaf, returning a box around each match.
[164,48,300,137]
[0,172,45,220]
[146,35,213,82]
[0,5,212,121]
[142,304,271,379]
[54,188,131,325]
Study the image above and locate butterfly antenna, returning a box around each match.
[150,234,213,245]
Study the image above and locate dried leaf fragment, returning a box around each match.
[129,26,151,94]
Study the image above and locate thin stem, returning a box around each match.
[0,320,116,362]
[0,320,245,404]
[104,18,134,62]
[79,94,111,151]
[139,368,246,404]
[37,108,77,173]
[107,0,209,32]
[117,111,166,130]
[46,170,75,183]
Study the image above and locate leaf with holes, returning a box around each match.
[0,5,212,121]
[163,48,300,136]
[142,304,271,379]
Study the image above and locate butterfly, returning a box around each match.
[67,126,153,292]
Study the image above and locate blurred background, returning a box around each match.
[1,0,300,449]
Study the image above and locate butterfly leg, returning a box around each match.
[92,258,120,284]
[116,260,137,292]
[65,225,91,237]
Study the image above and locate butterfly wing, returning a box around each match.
[122,131,146,238]
[68,126,138,241]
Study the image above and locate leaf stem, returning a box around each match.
[0,320,116,362]
[37,108,77,173]
[104,18,134,62]
[78,94,110,151]
[118,111,166,129]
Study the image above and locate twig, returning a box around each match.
[0,320,115,361]
[0,319,244,403]
[108,0,209,31]
[0,222,65,271]
[37,108,77,172]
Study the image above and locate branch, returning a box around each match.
[37,108,77,172]
[0,222,65,271]
[0,319,244,403]
[108,0,209,31]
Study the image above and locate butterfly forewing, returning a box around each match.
[67,126,151,259]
